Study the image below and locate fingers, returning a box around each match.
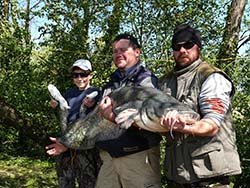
[45,143,55,150]
[99,96,115,122]
[161,111,177,126]
[49,137,57,142]
[45,137,68,156]
[45,143,58,156]
[50,100,58,108]
[46,147,63,156]
[83,97,95,107]
[46,148,57,155]
[45,143,68,156]
[44,137,57,150]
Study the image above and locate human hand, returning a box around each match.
[99,96,115,122]
[161,111,219,137]
[160,110,188,138]
[83,91,98,108]
[45,137,68,156]
[83,97,95,108]
[50,99,58,109]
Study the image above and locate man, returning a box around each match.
[159,24,242,188]
[48,59,102,188]
[96,33,162,188]
[46,34,162,188]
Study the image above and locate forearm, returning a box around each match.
[178,118,219,136]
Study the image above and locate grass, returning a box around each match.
[0,152,242,188]
[0,154,57,188]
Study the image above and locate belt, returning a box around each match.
[168,176,230,188]
[96,127,161,158]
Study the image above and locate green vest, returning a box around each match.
[159,59,241,184]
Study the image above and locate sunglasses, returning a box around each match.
[172,41,195,51]
[72,72,90,78]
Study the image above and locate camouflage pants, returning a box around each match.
[56,148,102,188]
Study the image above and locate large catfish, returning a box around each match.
[48,84,200,150]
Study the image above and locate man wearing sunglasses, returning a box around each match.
[159,24,241,187]
[49,59,102,188]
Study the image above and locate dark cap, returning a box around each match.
[113,33,141,49]
[172,24,202,49]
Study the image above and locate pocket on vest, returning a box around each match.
[189,143,228,178]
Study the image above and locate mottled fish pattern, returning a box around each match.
[48,85,200,150]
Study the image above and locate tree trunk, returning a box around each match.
[216,0,247,73]
[4,0,9,19]
[0,98,24,127]
[0,98,47,146]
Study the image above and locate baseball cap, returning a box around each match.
[71,59,92,71]
[172,24,202,49]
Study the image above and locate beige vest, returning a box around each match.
[159,59,242,184]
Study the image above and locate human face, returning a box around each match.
[173,41,200,68]
[112,39,140,71]
[72,69,92,90]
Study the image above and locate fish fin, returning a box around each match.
[48,84,70,110]
[115,108,138,129]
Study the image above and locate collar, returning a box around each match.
[114,62,141,79]
[173,59,202,76]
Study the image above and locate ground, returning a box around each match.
[0,154,57,188]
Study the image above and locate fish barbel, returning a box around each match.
[48,85,200,149]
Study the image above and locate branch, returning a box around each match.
[237,35,250,51]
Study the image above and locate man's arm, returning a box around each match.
[160,73,232,137]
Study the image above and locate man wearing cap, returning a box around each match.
[48,59,102,188]
[159,24,241,187]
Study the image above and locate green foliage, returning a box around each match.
[0,154,57,188]
[119,0,225,73]
[233,92,250,187]
[0,125,19,154]
[230,58,250,188]
[0,0,250,187]
[160,137,168,188]
[0,20,60,156]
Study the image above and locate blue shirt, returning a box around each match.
[64,86,102,123]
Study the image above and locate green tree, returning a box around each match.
[0,0,249,186]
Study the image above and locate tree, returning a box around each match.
[0,1,250,186]
[216,0,247,74]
